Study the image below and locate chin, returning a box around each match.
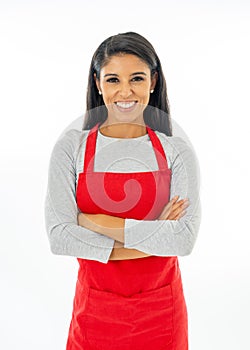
[113,114,144,125]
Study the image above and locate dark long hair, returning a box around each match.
[82,31,172,136]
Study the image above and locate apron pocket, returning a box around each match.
[84,287,132,350]
[130,283,174,349]
[84,284,174,350]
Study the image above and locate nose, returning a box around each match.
[118,82,133,98]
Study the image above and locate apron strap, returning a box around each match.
[83,123,99,172]
[146,126,169,171]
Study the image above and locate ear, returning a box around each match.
[94,73,101,92]
[150,71,158,90]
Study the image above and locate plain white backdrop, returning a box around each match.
[0,0,249,349]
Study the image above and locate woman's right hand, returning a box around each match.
[158,195,189,220]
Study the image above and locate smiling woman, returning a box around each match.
[84,31,172,136]
[44,31,201,350]
[93,54,157,129]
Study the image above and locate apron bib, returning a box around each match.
[66,123,188,350]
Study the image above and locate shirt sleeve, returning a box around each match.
[44,129,115,264]
[123,135,202,256]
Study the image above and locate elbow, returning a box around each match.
[47,232,63,256]
[176,224,199,257]
[178,241,195,256]
[45,222,66,256]
[49,238,62,256]
[177,210,201,256]
[47,228,74,257]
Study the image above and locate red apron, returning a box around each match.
[66,123,188,350]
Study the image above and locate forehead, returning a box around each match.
[101,54,150,74]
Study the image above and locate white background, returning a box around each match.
[0,0,249,349]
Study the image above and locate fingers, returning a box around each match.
[158,196,189,220]
[171,199,189,215]
[175,209,187,220]
[158,204,172,220]
[170,200,189,220]
[158,196,179,219]
[171,196,189,207]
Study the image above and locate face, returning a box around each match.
[94,53,157,126]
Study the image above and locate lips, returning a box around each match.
[114,101,138,112]
[116,101,136,108]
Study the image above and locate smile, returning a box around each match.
[115,101,137,108]
[114,101,138,112]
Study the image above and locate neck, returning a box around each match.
[99,122,147,139]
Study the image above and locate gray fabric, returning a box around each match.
[44,127,201,264]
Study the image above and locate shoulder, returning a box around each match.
[156,131,200,183]
[52,128,90,157]
[57,128,89,146]
[154,131,200,188]
[155,130,195,163]
[155,130,191,149]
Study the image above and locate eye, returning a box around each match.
[106,77,119,83]
[131,76,144,82]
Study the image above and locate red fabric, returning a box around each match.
[66,123,188,350]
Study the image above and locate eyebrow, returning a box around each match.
[103,72,147,78]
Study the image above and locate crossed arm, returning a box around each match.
[77,193,187,261]
[77,213,152,260]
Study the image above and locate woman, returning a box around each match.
[44,31,201,350]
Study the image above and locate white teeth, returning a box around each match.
[116,101,136,108]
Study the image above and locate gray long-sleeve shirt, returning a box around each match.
[44,127,201,264]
